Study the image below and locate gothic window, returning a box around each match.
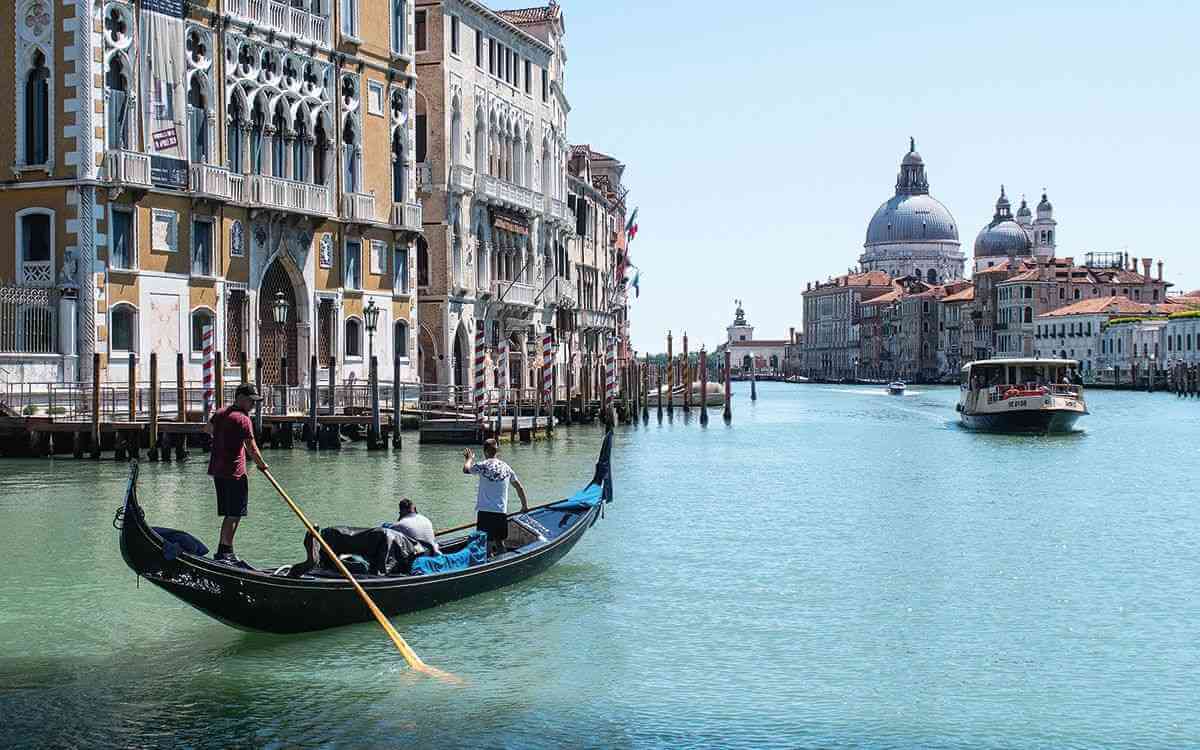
[188,76,208,162]
[227,95,244,173]
[392,128,405,202]
[250,98,266,175]
[106,56,130,150]
[476,113,488,173]
[17,210,54,286]
[416,236,429,288]
[25,51,50,164]
[342,119,359,193]
[293,111,309,182]
[314,118,329,185]
[272,101,288,177]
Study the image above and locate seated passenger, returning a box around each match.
[385,498,440,556]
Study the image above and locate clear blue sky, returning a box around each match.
[558,0,1200,354]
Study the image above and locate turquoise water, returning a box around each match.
[2,383,1199,748]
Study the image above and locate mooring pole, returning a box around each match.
[307,355,318,450]
[656,364,664,421]
[642,354,650,424]
[682,332,691,413]
[393,355,403,449]
[254,357,263,436]
[148,352,160,461]
[666,331,674,415]
[699,347,709,426]
[370,355,382,449]
[723,350,733,422]
[750,355,758,402]
[240,352,250,386]
[214,351,224,410]
[90,353,101,459]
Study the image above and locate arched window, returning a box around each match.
[342,119,358,193]
[250,99,265,175]
[394,320,410,359]
[1024,307,1032,323]
[524,138,533,188]
[926,268,937,284]
[293,111,308,182]
[16,209,54,286]
[475,114,487,173]
[416,236,429,288]
[190,308,215,354]
[25,51,50,164]
[106,56,130,150]
[345,317,362,358]
[110,304,138,353]
[272,102,287,177]
[450,102,462,167]
[392,128,404,202]
[541,143,550,195]
[314,118,329,185]
[227,95,244,172]
[188,76,208,162]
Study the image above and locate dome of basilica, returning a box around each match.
[863,140,959,248]
[974,186,1032,258]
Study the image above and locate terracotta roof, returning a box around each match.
[496,5,559,25]
[1036,297,1192,319]
[863,288,903,305]
[973,259,1024,275]
[941,285,975,303]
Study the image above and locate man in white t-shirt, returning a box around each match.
[463,439,529,556]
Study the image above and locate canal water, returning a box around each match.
[2,383,1198,748]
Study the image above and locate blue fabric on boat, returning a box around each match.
[549,482,604,511]
[153,527,209,560]
[409,531,489,576]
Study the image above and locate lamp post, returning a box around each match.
[272,291,289,416]
[364,299,381,446]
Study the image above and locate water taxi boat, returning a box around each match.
[116,435,612,634]
[646,381,726,406]
[957,358,1087,433]
[887,381,906,395]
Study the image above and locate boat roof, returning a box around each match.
[961,358,1077,371]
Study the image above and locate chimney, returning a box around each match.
[1157,260,1163,281]
[1142,258,1152,279]
[789,327,795,344]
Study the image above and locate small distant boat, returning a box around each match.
[887,381,906,395]
[647,381,726,406]
[957,358,1088,433]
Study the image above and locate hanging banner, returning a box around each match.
[139,4,188,187]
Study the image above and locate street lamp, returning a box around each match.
[364,299,380,362]
[272,291,289,414]
[363,299,381,444]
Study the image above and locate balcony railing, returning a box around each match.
[449,164,474,194]
[190,164,233,201]
[104,150,152,189]
[250,175,333,216]
[531,193,545,214]
[475,173,533,212]
[416,162,433,193]
[390,202,422,232]
[546,276,577,308]
[491,280,536,307]
[225,0,330,48]
[549,198,570,224]
[342,192,377,223]
[577,309,614,330]
[228,174,247,202]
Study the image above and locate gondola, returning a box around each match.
[116,433,613,634]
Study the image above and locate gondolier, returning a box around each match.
[205,384,269,563]
[463,439,529,556]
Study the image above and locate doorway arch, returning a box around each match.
[452,322,471,392]
[258,258,299,385]
[418,324,438,386]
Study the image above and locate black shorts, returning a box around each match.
[476,511,508,542]
[214,476,249,518]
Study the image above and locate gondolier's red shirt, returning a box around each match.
[207,406,254,479]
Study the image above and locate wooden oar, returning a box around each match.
[434,499,564,537]
[260,468,460,685]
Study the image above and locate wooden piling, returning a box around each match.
[548,362,557,438]
[308,355,319,450]
[510,389,519,443]
[148,353,160,461]
[666,332,674,415]
[127,352,136,421]
[176,353,186,422]
[642,354,650,424]
[723,350,733,422]
[699,348,709,426]
[254,357,264,436]
[369,355,382,450]
[214,351,224,409]
[682,333,691,413]
[750,356,758,401]
[90,353,102,459]
[656,364,664,421]
[240,352,250,385]
[393,356,403,449]
[280,355,289,416]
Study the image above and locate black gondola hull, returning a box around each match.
[118,435,612,634]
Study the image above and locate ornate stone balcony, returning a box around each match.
[475,173,535,213]
[190,164,234,201]
[250,175,333,216]
[548,197,570,224]
[225,0,330,48]
[491,279,536,307]
[449,164,474,194]
[341,192,377,223]
[390,201,422,232]
[545,276,577,309]
[577,309,614,330]
[104,150,152,190]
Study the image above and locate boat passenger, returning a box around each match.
[386,498,440,556]
[204,384,269,564]
[463,439,530,557]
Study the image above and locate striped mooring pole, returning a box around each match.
[202,324,215,419]
[474,321,487,422]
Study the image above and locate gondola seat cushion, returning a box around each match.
[153,527,209,559]
[409,531,489,576]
